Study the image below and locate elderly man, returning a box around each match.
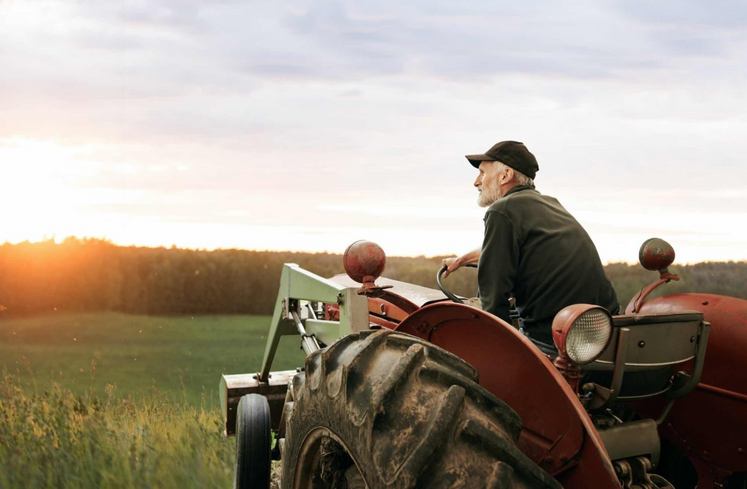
[443,141,619,345]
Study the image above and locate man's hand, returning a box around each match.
[442,248,481,279]
[441,257,462,279]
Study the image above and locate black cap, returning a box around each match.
[466,141,539,180]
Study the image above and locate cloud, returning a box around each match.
[615,0,747,28]
[1,0,747,260]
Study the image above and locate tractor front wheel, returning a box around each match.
[235,393,272,489]
[280,329,560,488]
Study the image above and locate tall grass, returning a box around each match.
[0,371,235,489]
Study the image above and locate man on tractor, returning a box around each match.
[442,140,619,345]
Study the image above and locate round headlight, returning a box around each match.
[552,305,613,365]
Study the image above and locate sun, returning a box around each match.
[0,138,85,244]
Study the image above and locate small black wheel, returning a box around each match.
[235,393,272,489]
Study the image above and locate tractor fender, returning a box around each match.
[635,293,747,483]
[395,302,620,487]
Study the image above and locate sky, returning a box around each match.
[1,0,746,264]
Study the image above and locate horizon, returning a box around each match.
[4,235,744,267]
[2,1,746,264]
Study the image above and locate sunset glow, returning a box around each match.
[1,1,746,263]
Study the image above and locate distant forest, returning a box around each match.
[1,238,745,317]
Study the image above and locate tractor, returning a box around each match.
[220,238,747,488]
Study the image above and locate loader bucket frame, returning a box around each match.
[221,264,370,435]
[259,263,370,380]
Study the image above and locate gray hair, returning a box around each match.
[495,161,534,187]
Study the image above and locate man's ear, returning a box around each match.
[501,167,514,185]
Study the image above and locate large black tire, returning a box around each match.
[280,329,561,488]
[235,393,272,489]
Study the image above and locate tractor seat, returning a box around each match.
[583,311,707,400]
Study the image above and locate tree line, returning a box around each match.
[1,238,745,317]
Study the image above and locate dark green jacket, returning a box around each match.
[478,185,619,343]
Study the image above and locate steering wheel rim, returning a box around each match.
[437,264,477,304]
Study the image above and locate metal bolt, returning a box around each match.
[638,340,646,348]
[690,336,695,343]
[416,321,429,334]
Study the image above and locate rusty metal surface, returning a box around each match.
[366,296,411,322]
[330,273,450,307]
[638,238,675,272]
[633,293,747,483]
[220,370,296,436]
[342,240,386,284]
[395,303,620,487]
[625,273,680,314]
[325,294,409,330]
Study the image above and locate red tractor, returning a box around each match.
[221,238,747,488]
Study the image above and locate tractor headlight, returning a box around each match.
[552,305,613,365]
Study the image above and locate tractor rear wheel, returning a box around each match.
[280,329,561,488]
[235,393,272,489]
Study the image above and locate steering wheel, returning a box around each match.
[437,263,478,304]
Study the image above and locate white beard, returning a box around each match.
[477,183,501,208]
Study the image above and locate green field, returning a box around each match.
[0,313,297,488]
[0,312,306,405]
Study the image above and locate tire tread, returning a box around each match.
[281,329,560,489]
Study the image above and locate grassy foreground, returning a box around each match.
[0,373,235,489]
[0,312,304,405]
[0,313,299,488]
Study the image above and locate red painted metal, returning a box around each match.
[367,296,411,322]
[552,305,580,360]
[690,458,734,489]
[638,238,676,271]
[552,304,612,366]
[553,356,584,395]
[342,240,386,284]
[324,289,424,326]
[625,271,680,314]
[375,291,420,317]
[366,314,399,329]
[328,272,448,327]
[627,238,681,313]
[632,293,747,487]
[697,382,747,403]
[395,303,620,487]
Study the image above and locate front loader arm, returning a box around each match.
[259,263,369,381]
